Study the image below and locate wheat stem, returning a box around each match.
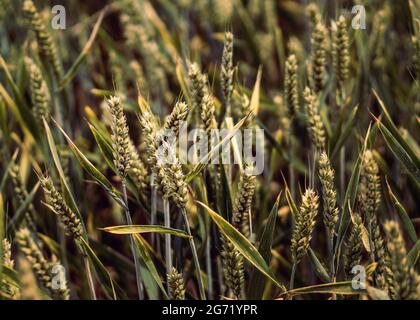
[181,208,206,300]
[122,182,144,300]
[290,262,297,290]
[163,198,173,293]
[82,252,97,300]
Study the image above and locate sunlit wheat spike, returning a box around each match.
[40,176,82,239]
[188,62,209,112]
[343,213,363,278]
[384,221,420,300]
[16,228,52,293]
[221,31,234,114]
[1,239,20,299]
[129,141,149,194]
[306,3,321,27]
[232,164,256,238]
[18,257,41,300]
[22,0,63,81]
[9,161,37,230]
[107,96,132,178]
[310,23,328,93]
[359,150,381,221]
[164,162,189,210]
[332,15,350,93]
[164,101,189,137]
[138,110,158,170]
[220,235,244,299]
[371,215,387,289]
[2,239,14,269]
[200,94,217,133]
[167,267,185,300]
[24,57,51,127]
[16,230,69,300]
[130,60,149,95]
[122,19,169,99]
[285,54,299,117]
[318,152,339,239]
[291,188,319,264]
[303,87,326,153]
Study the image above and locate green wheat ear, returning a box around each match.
[1,239,20,299]
[372,214,388,290]
[232,164,256,238]
[318,152,339,240]
[220,235,244,299]
[107,96,132,178]
[9,161,37,230]
[285,54,299,117]
[359,150,381,221]
[16,228,69,300]
[306,3,321,27]
[291,188,319,265]
[40,175,83,240]
[343,213,363,278]
[310,22,328,93]
[129,140,149,195]
[167,267,186,300]
[22,0,63,81]
[24,57,51,127]
[221,31,234,115]
[18,257,41,300]
[332,15,350,95]
[164,101,189,137]
[303,87,326,153]
[188,62,208,108]
[384,221,420,300]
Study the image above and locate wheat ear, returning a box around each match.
[22,0,63,81]
[221,31,234,116]
[303,87,326,153]
[168,267,186,300]
[384,221,420,300]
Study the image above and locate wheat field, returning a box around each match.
[0,0,419,301]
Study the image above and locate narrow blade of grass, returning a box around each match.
[101,225,191,238]
[197,201,286,292]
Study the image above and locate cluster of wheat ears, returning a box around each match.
[0,0,419,300]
